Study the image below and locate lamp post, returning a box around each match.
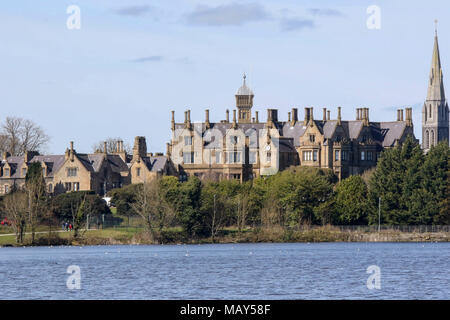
[211,194,216,243]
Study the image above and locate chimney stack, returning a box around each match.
[288,112,291,122]
[337,107,342,125]
[327,110,330,120]
[171,110,175,130]
[362,108,369,125]
[255,111,259,123]
[232,109,237,129]
[2,152,9,161]
[323,108,327,121]
[70,141,74,161]
[104,141,108,154]
[133,136,147,161]
[405,107,412,126]
[304,107,310,125]
[291,108,298,125]
[205,109,210,129]
[309,107,314,121]
[226,109,230,123]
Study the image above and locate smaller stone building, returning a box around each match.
[0,137,173,196]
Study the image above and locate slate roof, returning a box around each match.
[141,156,168,172]
[1,155,65,178]
[175,117,410,150]
[378,121,407,147]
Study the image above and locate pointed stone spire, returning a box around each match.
[427,21,445,102]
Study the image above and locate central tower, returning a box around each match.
[422,24,449,152]
[235,74,254,123]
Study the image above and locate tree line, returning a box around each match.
[1,136,448,244]
[109,136,449,243]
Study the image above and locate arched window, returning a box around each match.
[425,106,427,121]
[429,105,432,118]
[431,130,435,147]
[48,184,53,193]
[425,130,429,149]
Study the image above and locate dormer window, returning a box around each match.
[3,168,10,177]
[309,134,315,143]
[22,168,27,177]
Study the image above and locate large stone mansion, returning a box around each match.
[0,31,448,195]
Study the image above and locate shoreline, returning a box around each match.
[1,226,449,247]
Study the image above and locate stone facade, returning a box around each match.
[0,138,173,195]
[168,76,416,181]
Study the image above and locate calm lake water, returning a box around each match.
[0,242,448,299]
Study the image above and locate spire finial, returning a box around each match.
[243,73,246,85]
[434,19,438,36]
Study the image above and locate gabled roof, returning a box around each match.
[378,121,407,147]
[140,156,168,172]
[1,154,66,178]
[31,155,66,177]
[76,153,129,174]
[282,122,306,147]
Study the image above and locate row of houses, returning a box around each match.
[0,138,175,196]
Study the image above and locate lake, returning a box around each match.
[0,243,448,299]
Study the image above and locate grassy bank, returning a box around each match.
[1,225,449,247]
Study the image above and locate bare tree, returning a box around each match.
[0,117,49,156]
[202,192,232,242]
[131,179,174,243]
[2,191,28,244]
[72,196,89,239]
[92,137,131,154]
[236,193,250,236]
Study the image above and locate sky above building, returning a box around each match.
[0,0,448,154]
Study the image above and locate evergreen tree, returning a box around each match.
[369,136,424,224]
[417,142,450,224]
[334,175,371,225]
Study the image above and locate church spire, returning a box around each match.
[427,21,445,102]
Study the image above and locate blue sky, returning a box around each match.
[0,0,448,154]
